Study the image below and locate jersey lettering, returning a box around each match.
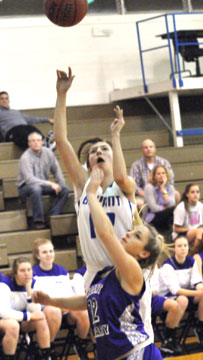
[89,212,115,238]
[87,297,100,324]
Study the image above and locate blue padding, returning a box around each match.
[176,128,203,136]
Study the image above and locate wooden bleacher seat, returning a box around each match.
[0,209,28,233]
[0,190,5,211]
[8,249,77,272]
[50,214,78,237]
[0,229,51,254]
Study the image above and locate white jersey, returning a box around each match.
[139,268,154,343]
[77,179,136,288]
[172,201,203,239]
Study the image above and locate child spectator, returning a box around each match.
[172,183,203,242]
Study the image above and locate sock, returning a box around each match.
[165,326,176,340]
[2,355,16,360]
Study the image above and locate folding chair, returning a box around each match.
[16,331,38,360]
[54,317,96,360]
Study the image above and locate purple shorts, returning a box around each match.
[151,295,167,317]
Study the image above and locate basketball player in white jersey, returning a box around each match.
[53,67,136,289]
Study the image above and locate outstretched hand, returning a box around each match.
[32,290,51,306]
[110,105,125,136]
[87,166,104,194]
[56,67,75,94]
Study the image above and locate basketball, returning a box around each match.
[44,0,88,27]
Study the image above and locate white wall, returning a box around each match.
[0,11,203,109]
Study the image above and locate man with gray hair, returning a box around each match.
[17,132,69,229]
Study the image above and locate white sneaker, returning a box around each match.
[45,130,56,151]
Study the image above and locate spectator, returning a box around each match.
[191,239,203,278]
[130,139,180,206]
[172,183,203,243]
[151,265,187,355]
[159,236,203,347]
[17,132,69,230]
[32,238,89,359]
[0,257,51,360]
[0,272,20,360]
[143,165,176,232]
[0,91,55,150]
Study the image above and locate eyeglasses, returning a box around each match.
[0,97,9,100]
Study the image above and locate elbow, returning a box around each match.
[55,139,67,149]
[174,225,180,233]
[114,175,126,186]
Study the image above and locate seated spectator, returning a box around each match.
[159,236,203,346]
[143,165,176,232]
[0,272,20,360]
[17,132,69,230]
[0,91,55,150]
[0,257,51,360]
[191,238,203,278]
[151,265,187,356]
[32,238,90,344]
[172,183,203,243]
[130,138,180,207]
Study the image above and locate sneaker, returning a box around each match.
[161,338,183,355]
[33,221,46,230]
[45,130,56,151]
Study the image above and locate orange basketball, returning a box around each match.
[44,0,88,27]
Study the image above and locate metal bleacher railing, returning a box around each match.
[136,12,203,147]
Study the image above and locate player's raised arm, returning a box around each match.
[110,105,136,202]
[54,67,88,197]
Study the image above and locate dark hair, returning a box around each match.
[0,91,8,97]
[190,237,203,256]
[77,137,112,169]
[181,183,199,213]
[11,256,31,278]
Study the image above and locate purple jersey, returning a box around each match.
[87,267,149,360]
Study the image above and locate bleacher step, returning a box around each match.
[8,249,77,272]
[0,229,51,254]
[0,143,23,161]
[0,209,28,233]
[51,214,78,236]
[0,191,5,211]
